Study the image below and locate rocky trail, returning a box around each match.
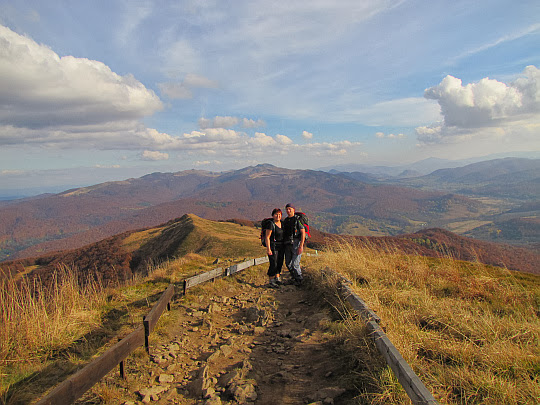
[77,266,359,405]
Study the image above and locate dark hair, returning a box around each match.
[271,208,282,216]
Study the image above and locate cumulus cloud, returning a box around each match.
[276,134,293,145]
[199,116,240,129]
[0,25,163,131]
[375,132,405,139]
[417,65,540,144]
[198,116,266,129]
[302,130,313,139]
[241,118,265,128]
[141,150,169,161]
[303,140,362,156]
[0,25,366,161]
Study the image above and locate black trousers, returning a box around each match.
[267,243,285,277]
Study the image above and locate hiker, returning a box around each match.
[283,203,305,286]
[264,208,285,288]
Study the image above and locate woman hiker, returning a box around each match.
[264,208,285,288]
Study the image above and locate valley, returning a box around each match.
[0,159,538,262]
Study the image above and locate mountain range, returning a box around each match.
[2,214,538,290]
[0,159,538,262]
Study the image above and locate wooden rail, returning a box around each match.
[37,254,437,405]
[335,272,440,405]
[36,327,145,405]
[143,284,176,353]
[36,257,267,404]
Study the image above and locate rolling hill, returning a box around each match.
[0,164,493,261]
[0,214,264,284]
[395,157,540,199]
[2,214,538,289]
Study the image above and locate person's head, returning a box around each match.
[271,208,282,221]
[285,203,295,217]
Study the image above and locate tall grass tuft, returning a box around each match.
[311,239,540,405]
[0,265,106,370]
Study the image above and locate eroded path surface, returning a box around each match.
[79,268,357,405]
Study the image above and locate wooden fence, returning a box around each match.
[36,254,438,405]
[36,257,268,405]
[335,273,440,405]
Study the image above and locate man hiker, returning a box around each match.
[283,203,305,286]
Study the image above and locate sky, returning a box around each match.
[0,0,539,195]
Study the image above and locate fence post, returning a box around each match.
[118,338,126,379]
[143,316,150,354]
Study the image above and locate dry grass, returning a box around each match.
[0,265,106,397]
[309,239,540,405]
[0,251,240,402]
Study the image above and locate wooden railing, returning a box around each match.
[36,255,438,405]
[36,256,269,405]
[330,270,440,405]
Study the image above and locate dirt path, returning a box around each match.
[79,267,357,405]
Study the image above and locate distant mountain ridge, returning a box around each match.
[319,152,540,177]
[1,161,538,261]
[400,158,540,199]
[0,164,490,261]
[2,215,537,288]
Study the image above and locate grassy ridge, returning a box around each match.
[309,240,540,404]
[2,215,538,404]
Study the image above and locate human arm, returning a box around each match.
[265,228,273,255]
[297,228,305,255]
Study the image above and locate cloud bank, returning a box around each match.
[416,65,540,144]
[0,25,163,131]
[0,25,361,161]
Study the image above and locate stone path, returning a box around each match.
[79,268,358,405]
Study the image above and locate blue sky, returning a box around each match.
[0,0,539,193]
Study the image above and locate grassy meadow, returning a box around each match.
[0,253,220,404]
[308,239,540,404]
[1,213,538,404]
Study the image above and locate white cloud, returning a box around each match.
[141,150,169,161]
[199,116,240,129]
[194,160,222,166]
[417,65,540,144]
[375,132,405,139]
[275,134,293,145]
[0,25,163,131]
[241,118,265,128]
[198,116,266,129]
[302,130,313,140]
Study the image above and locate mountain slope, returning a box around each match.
[0,214,263,284]
[0,164,490,261]
[399,157,540,199]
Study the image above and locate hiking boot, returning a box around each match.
[268,279,279,289]
[275,275,283,285]
[294,278,303,287]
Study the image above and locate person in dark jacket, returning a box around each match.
[283,203,305,286]
[264,208,285,288]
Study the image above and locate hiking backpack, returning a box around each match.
[295,212,311,239]
[260,218,274,247]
